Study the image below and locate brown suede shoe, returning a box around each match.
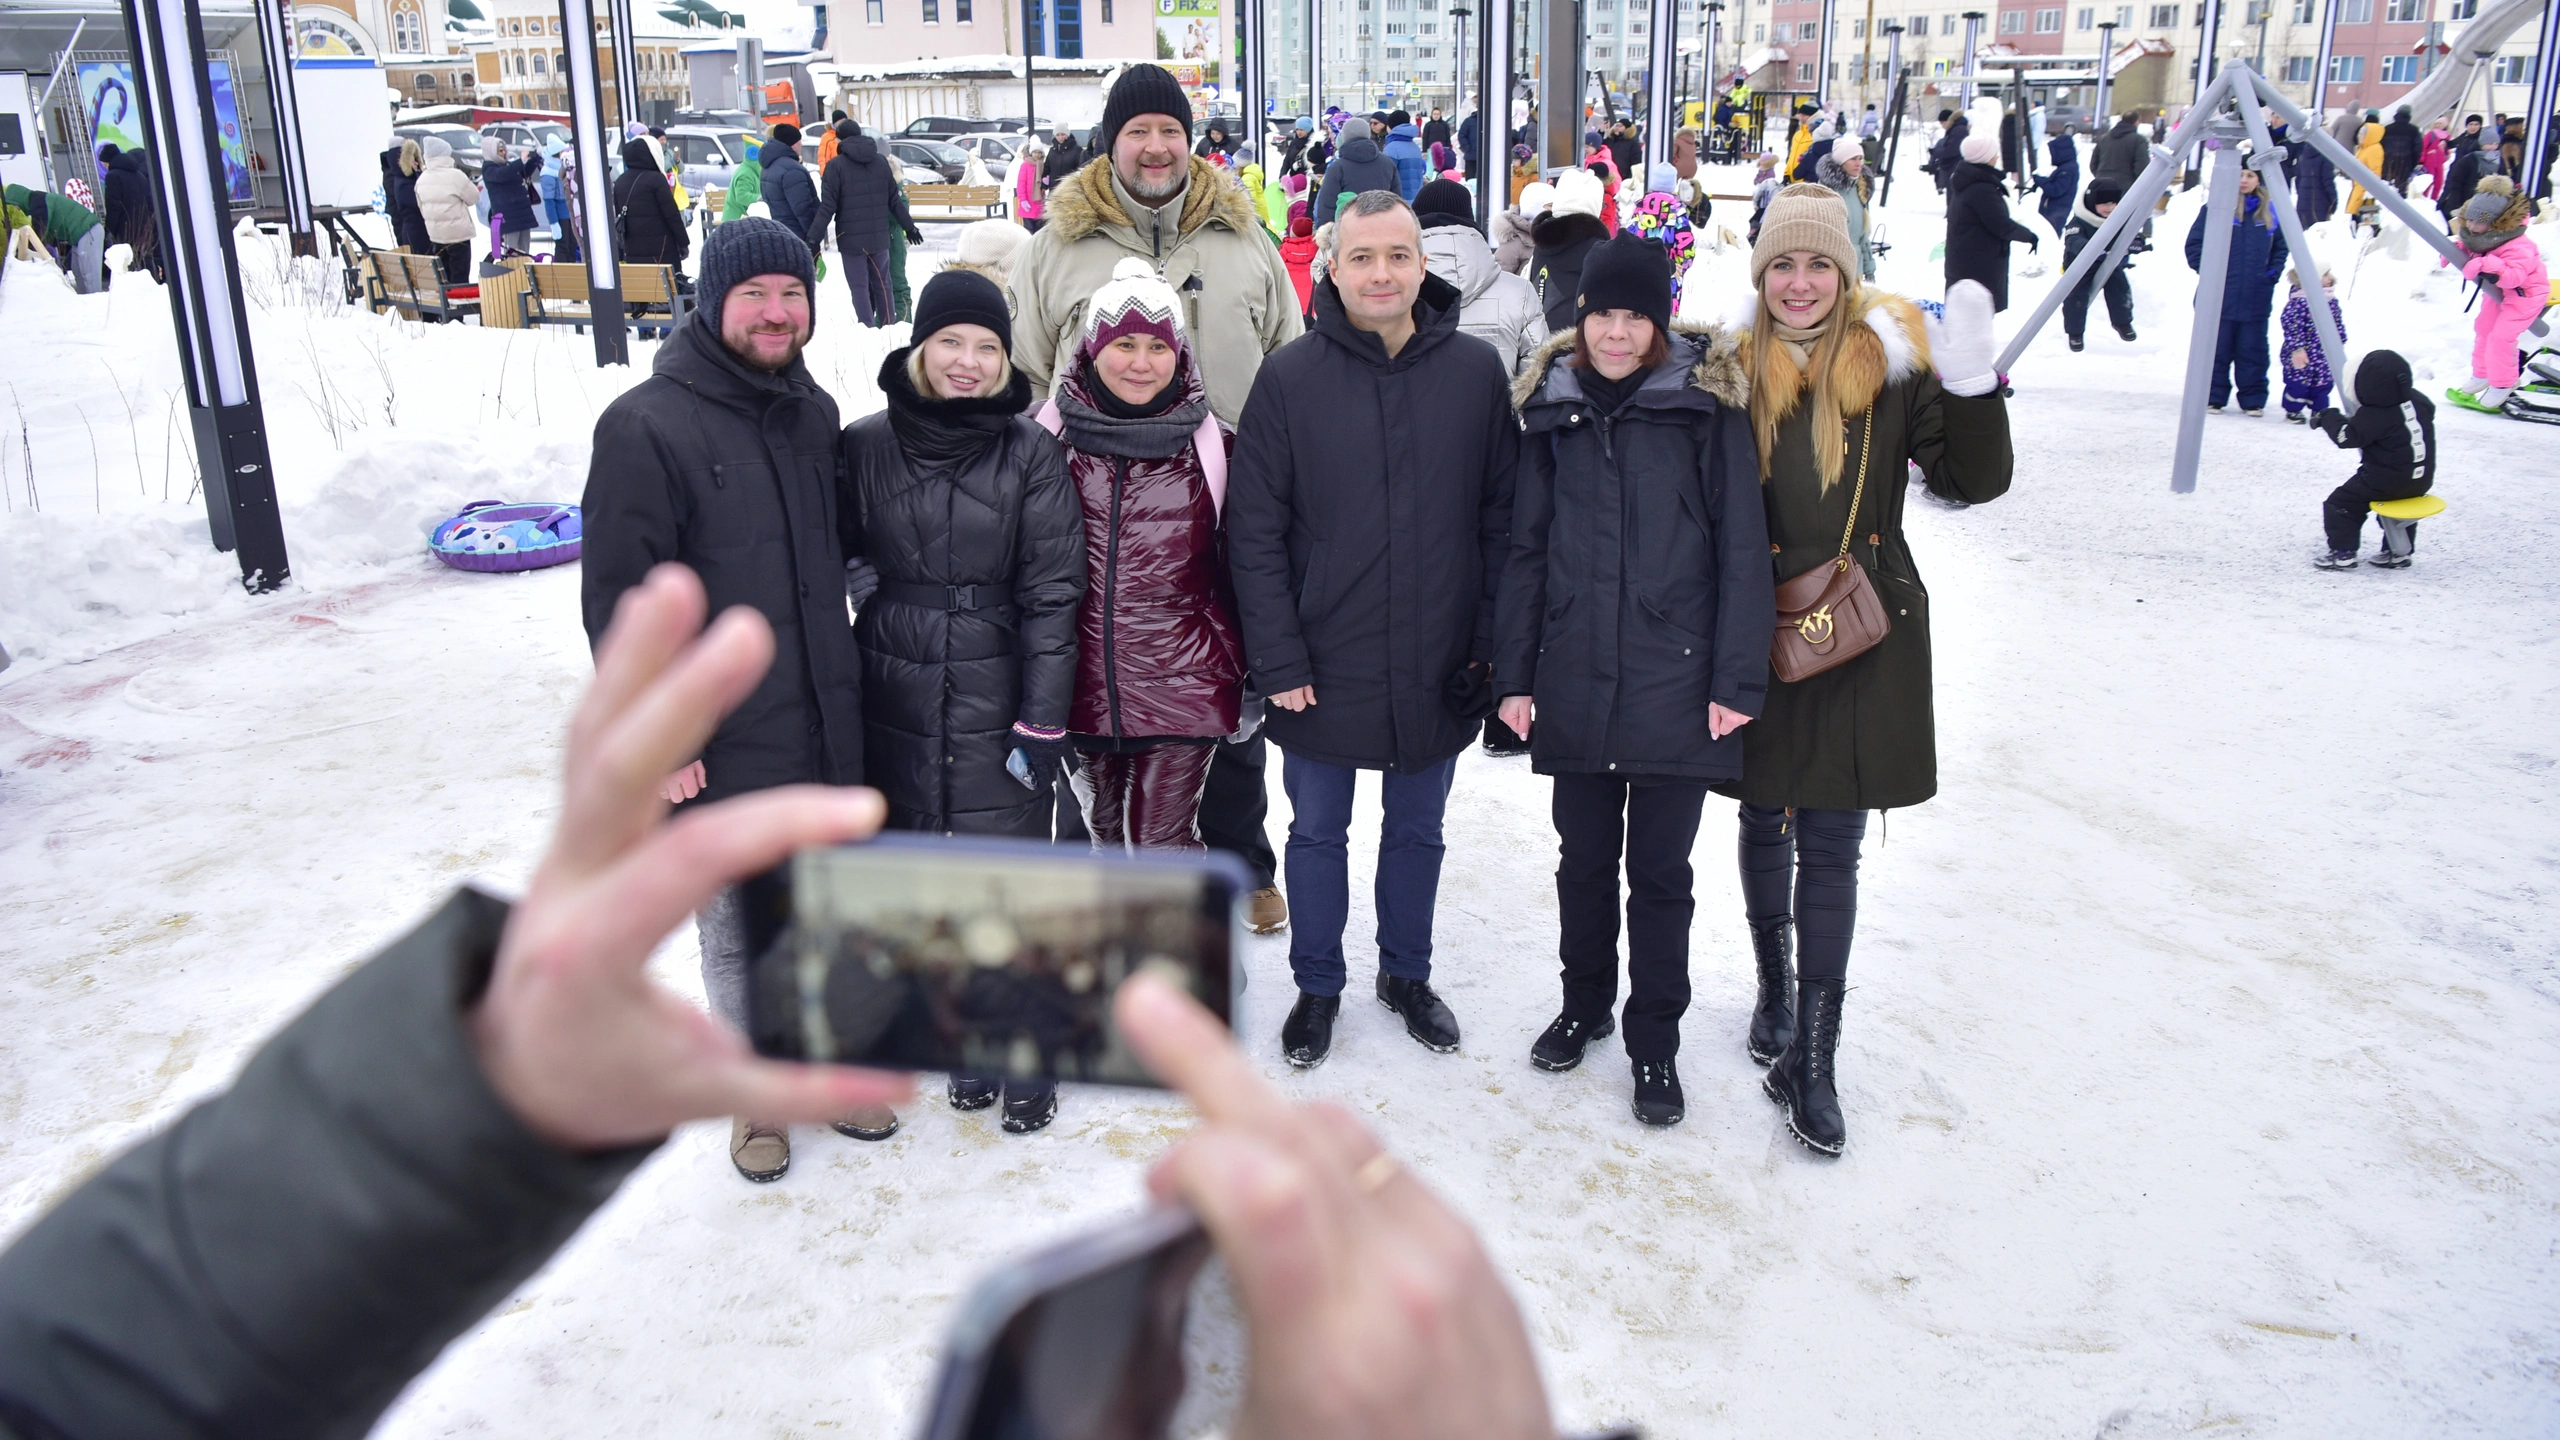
[830,1104,900,1141]
[1246,886,1289,935]
[729,1118,789,1182]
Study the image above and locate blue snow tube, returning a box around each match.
[429,500,583,573]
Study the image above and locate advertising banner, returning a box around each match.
[1157,0,1222,87]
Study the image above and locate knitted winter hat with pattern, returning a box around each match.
[2459,174,2528,251]
[1079,256,1186,360]
[1750,182,1860,283]
[1099,64,1195,151]
[695,216,818,337]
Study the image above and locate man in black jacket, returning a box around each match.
[2379,105,2422,188]
[579,217,876,1179]
[1225,191,1518,1069]
[809,121,922,327]
[759,122,820,240]
[2089,110,2148,192]
[1928,111,1970,194]
[1422,107,1453,154]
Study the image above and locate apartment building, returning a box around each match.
[470,0,692,112]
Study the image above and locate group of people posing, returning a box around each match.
[582,64,2015,1184]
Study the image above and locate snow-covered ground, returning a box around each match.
[1,152,2555,1438]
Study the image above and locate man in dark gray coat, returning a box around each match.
[757,123,820,239]
[809,121,922,327]
[579,217,880,1180]
[1313,126,1402,223]
[1225,191,1517,1070]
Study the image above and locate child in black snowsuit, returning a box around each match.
[2060,179,2136,350]
[2312,348,2436,570]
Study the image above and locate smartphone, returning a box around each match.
[916,1205,1215,1440]
[745,835,1248,1087]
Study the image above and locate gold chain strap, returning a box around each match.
[1832,410,1875,572]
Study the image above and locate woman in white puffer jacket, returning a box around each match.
[411,136,482,284]
[1413,178,1551,376]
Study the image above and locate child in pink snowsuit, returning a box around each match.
[2454,176,2549,404]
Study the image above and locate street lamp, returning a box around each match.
[1451,6,1471,120]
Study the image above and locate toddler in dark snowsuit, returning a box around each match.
[2278,266,2345,419]
[2312,349,2435,570]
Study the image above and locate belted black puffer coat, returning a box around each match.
[841,352,1085,835]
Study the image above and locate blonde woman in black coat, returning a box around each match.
[840,270,1085,1134]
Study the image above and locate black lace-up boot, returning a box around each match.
[1630,1058,1684,1127]
[1530,1011,1615,1072]
[1762,978,1846,1155]
[1747,918,1796,1065]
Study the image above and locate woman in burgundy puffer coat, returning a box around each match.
[1037,258,1247,850]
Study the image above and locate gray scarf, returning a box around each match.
[1055,372,1209,460]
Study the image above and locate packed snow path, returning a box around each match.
[1,181,2554,1436]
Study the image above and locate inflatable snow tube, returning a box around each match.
[429,500,583,572]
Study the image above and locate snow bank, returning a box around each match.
[0,235,909,674]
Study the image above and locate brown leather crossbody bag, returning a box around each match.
[1770,409,1891,684]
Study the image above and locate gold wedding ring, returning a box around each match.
[1354,1153,1399,1195]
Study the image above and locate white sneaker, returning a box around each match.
[2451,376,2487,398]
[2480,386,2514,407]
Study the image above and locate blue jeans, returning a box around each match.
[1280,750,1458,997]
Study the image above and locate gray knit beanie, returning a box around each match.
[695,216,818,336]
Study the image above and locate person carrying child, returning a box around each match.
[2447,176,2549,412]
[2060,179,2136,351]
[2278,264,2346,421]
[2312,349,2436,571]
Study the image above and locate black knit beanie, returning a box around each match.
[1576,233,1673,332]
[771,121,802,147]
[695,216,817,336]
[1098,64,1194,152]
[1413,177,1474,228]
[911,269,1013,354]
[2084,178,2125,208]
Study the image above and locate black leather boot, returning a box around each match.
[1630,1058,1684,1128]
[1761,978,1846,1155]
[1000,1079,1057,1135]
[1281,990,1340,1068]
[1747,918,1796,1066]
[947,1076,999,1111]
[1377,975,1461,1053]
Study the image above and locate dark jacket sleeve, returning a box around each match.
[1225,366,1315,693]
[1470,365,1519,663]
[1705,405,1775,716]
[2184,207,2207,271]
[1491,423,1555,697]
[579,400,684,653]
[1315,169,1345,226]
[0,891,656,1440]
[1907,373,2014,506]
[1010,429,1087,731]
[765,158,817,237]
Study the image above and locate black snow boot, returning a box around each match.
[1761,978,1847,1155]
[1378,975,1461,1053]
[1530,1011,1616,1072]
[947,1076,999,1111]
[1630,1058,1684,1127]
[1000,1079,1057,1135]
[1281,990,1340,1068]
[1747,918,1796,1065]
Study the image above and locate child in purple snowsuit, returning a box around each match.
[2279,266,2346,422]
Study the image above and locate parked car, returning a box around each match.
[480,120,570,156]
[395,124,482,180]
[900,115,1010,141]
[661,126,761,195]
[888,137,968,183]
[947,133,1026,167]
[900,163,944,187]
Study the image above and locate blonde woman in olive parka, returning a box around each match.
[1718,184,2014,1158]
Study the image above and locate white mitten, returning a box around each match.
[1930,278,2000,397]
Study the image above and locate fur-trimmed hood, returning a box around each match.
[1512,319,1751,412]
[1044,154,1263,247]
[1714,284,1932,417]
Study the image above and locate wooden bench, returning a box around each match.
[369,249,480,323]
[519,261,693,333]
[907,183,1007,220]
